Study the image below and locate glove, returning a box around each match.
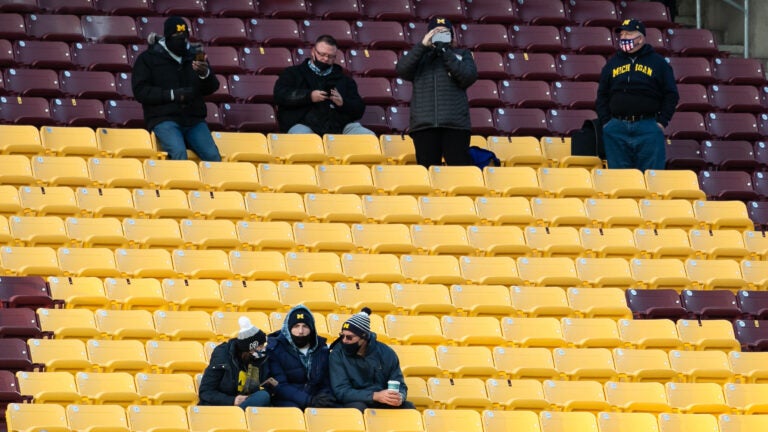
[174,87,195,103]
[309,392,337,408]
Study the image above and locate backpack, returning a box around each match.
[467,146,500,169]
[570,118,606,159]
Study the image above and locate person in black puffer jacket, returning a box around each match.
[266,305,336,409]
[131,16,222,161]
[396,17,478,168]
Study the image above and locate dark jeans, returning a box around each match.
[411,128,472,168]
[343,400,416,412]
[602,117,666,171]
[153,120,222,161]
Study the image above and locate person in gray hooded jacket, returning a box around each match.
[395,17,478,168]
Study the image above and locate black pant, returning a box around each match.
[411,128,472,168]
[343,400,416,412]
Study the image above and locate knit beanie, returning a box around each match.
[287,308,312,330]
[236,316,266,352]
[427,16,454,38]
[342,307,372,339]
[164,16,189,39]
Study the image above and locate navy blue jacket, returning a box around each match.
[265,305,332,408]
[596,43,679,126]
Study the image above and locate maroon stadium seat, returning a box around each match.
[665,28,719,57]
[698,170,759,202]
[625,288,687,320]
[227,74,278,104]
[355,77,395,105]
[26,13,84,42]
[0,13,26,40]
[759,114,768,138]
[551,81,598,109]
[0,339,33,372]
[220,103,277,132]
[94,0,152,15]
[0,276,52,309]
[0,308,41,339]
[667,57,715,84]
[360,105,390,135]
[466,79,502,108]
[754,141,768,169]
[301,20,355,48]
[309,0,362,20]
[4,68,62,97]
[194,17,248,46]
[681,289,741,320]
[515,0,569,26]
[567,0,620,27]
[644,27,671,56]
[747,201,768,230]
[0,369,31,423]
[0,0,38,13]
[494,108,549,136]
[561,26,615,55]
[115,72,133,98]
[509,25,563,53]
[258,0,309,19]
[104,99,144,128]
[14,40,74,69]
[706,112,760,140]
[203,46,245,74]
[51,97,108,127]
[206,0,258,17]
[700,140,760,171]
[246,18,302,46]
[506,52,560,81]
[472,52,508,80]
[752,172,768,200]
[71,42,130,72]
[712,57,766,85]
[547,108,596,136]
[360,0,414,21]
[464,0,518,24]
[709,84,763,113]
[205,101,223,131]
[126,44,147,69]
[205,74,233,103]
[386,105,409,134]
[457,23,512,51]
[354,20,409,50]
[0,70,5,94]
[413,0,465,22]
[555,54,604,81]
[81,15,140,44]
[347,49,398,77]
[499,80,556,109]
[665,139,707,171]
[675,83,713,112]
[0,96,54,125]
[153,0,206,16]
[241,46,293,74]
[59,70,119,99]
[618,0,674,29]
[470,107,497,136]
[737,290,768,320]
[664,111,710,140]
[733,319,768,351]
[392,78,412,104]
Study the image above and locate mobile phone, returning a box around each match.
[323,83,335,93]
[194,51,206,62]
[431,31,451,45]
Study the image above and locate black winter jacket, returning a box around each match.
[273,60,366,134]
[328,332,407,405]
[266,305,332,408]
[395,42,478,132]
[198,339,270,406]
[132,41,219,130]
[596,44,679,127]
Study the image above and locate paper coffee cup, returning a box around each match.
[387,380,400,392]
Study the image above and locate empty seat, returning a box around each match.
[676,318,741,352]
[597,412,659,432]
[427,377,492,411]
[625,288,687,320]
[556,53,605,81]
[551,81,599,110]
[4,68,62,98]
[713,57,766,85]
[665,382,730,414]
[638,199,697,229]
[347,49,399,77]
[685,258,746,291]
[0,338,33,372]
[561,26,615,54]
[670,349,735,383]
[361,195,422,224]
[0,308,41,339]
[506,52,560,81]
[0,96,54,126]
[509,25,563,52]
[538,411,597,432]
[494,108,550,136]
[666,28,719,56]
[707,112,760,140]
[543,378,611,411]
[6,403,69,432]
[618,318,683,351]
[561,317,622,348]
[81,15,139,44]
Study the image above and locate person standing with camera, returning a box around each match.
[395,17,478,168]
[132,16,222,161]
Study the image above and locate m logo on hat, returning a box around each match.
[343,323,349,329]
[622,19,631,26]
[296,313,304,319]
[436,18,445,24]
[176,24,186,32]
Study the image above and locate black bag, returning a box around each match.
[571,118,605,159]
[468,146,500,169]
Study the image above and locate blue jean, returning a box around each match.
[602,118,666,171]
[287,122,375,135]
[238,390,271,409]
[152,120,222,161]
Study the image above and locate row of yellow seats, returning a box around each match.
[7,402,768,432]
[5,214,767,263]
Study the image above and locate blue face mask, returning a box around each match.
[619,35,641,52]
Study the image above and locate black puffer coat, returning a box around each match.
[395,42,477,132]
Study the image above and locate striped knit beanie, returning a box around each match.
[342,307,372,339]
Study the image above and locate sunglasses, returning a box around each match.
[339,333,358,341]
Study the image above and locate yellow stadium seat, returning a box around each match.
[604,381,670,412]
[612,348,676,382]
[212,311,270,340]
[379,134,416,164]
[579,227,637,259]
[95,309,158,340]
[145,340,207,375]
[48,276,108,310]
[685,258,746,291]
[400,255,463,285]
[304,408,364,432]
[553,347,618,382]
[460,256,522,285]
[277,280,339,313]
[361,195,423,224]
[485,378,547,411]
[173,249,233,279]
[188,190,248,220]
[466,225,530,257]
[0,155,35,186]
[516,257,580,286]
[134,372,196,406]
[575,257,634,288]
[669,350,735,383]
[418,196,480,225]
[441,316,504,347]
[75,187,136,218]
[37,307,98,339]
[597,412,659,432]
[229,250,290,280]
[688,229,749,260]
[0,245,61,276]
[427,377,492,410]
[644,169,706,200]
[199,161,260,191]
[316,164,375,194]
[385,314,447,345]
[617,318,683,350]
[509,286,572,318]
[153,310,216,342]
[542,137,602,169]
[5,403,69,432]
[530,197,590,227]
[389,345,441,378]
[284,251,345,281]
[657,412,718,432]
[333,282,396,314]
[719,414,768,432]
[162,278,224,312]
[87,157,148,189]
[58,247,120,277]
[65,217,126,248]
[86,339,149,373]
[15,370,80,405]
[142,159,204,190]
[692,200,754,231]
[429,165,488,196]
[561,317,621,348]
[483,410,541,432]
[633,228,694,260]
[66,404,130,432]
[371,164,431,195]
[31,155,90,187]
[475,196,535,226]
[245,192,308,221]
[492,347,558,381]
[723,383,768,414]
[537,167,596,198]
[179,219,239,250]
[543,379,610,412]
[103,277,165,311]
[350,223,414,254]
[391,283,455,315]
[364,408,423,432]
[743,230,768,260]
[126,404,189,432]
[0,215,10,243]
[267,133,326,164]
[19,185,79,216]
[236,221,294,251]
[638,199,697,229]
[114,248,176,278]
[629,258,691,290]
[487,135,546,167]
[40,126,98,156]
[245,406,307,432]
[483,166,543,197]
[501,317,567,348]
[422,409,485,432]
[435,345,497,378]
[9,215,68,247]
[75,371,140,405]
[741,260,768,289]
[539,411,597,432]
[405,377,433,410]
[676,319,741,352]
[187,405,248,432]
[449,284,515,317]
[323,133,384,165]
[219,279,282,312]
[304,193,365,223]
[524,226,584,257]
[258,163,321,193]
[293,222,354,252]
[28,338,92,372]
[341,253,404,283]
[567,287,631,319]
[729,351,768,383]
[132,188,193,219]
[95,128,157,159]
[0,124,43,155]
[211,131,272,163]
[591,168,649,199]
[411,224,473,256]
[665,382,730,414]
[584,198,645,228]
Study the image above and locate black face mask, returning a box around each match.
[342,341,360,355]
[313,56,333,72]
[291,334,311,348]
[166,35,188,57]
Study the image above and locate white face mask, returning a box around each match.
[251,349,266,360]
